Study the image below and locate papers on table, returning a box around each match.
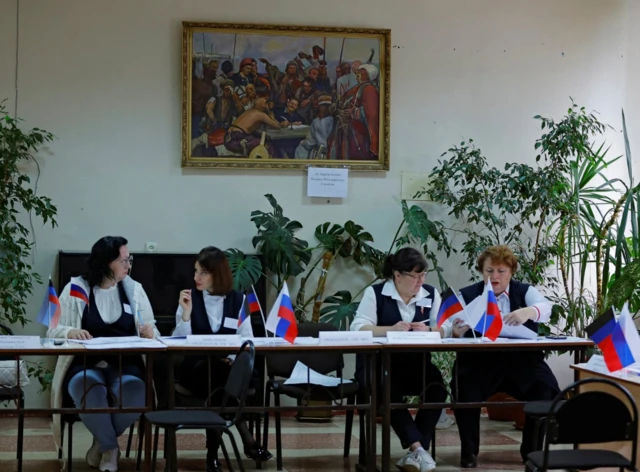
[283,361,352,387]
[69,336,166,349]
[387,331,441,344]
[499,324,538,340]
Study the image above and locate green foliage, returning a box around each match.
[250,193,310,292]
[0,101,57,391]
[224,248,262,293]
[318,290,359,330]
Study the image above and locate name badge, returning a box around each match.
[319,331,373,345]
[387,331,441,344]
[186,335,242,347]
[223,317,239,330]
[123,304,133,314]
[417,298,432,308]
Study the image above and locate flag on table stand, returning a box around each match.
[265,284,298,343]
[618,302,640,366]
[36,279,61,329]
[586,305,640,372]
[240,286,267,330]
[436,287,465,329]
[465,282,503,341]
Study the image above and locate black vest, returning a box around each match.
[63,282,144,393]
[372,282,436,326]
[190,289,244,335]
[459,279,539,336]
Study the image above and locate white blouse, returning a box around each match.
[92,284,125,324]
[173,290,254,337]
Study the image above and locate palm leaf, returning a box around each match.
[314,222,345,254]
[344,220,383,266]
[224,248,262,293]
[319,290,359,330]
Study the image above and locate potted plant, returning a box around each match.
[0,101,58,391]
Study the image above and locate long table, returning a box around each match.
[0,337,593,472]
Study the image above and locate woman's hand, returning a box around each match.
[504,308,533,326]
[410,322,429,332]
[390,321,411,332]
[139,324,154,339]
[67,329,92,340]
[452,319,470,338]
[179,289,192,320]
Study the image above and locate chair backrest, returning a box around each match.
[542,377,638,467]
[0,323,14,362]
[219,340,255,422]
[265,323,343,378]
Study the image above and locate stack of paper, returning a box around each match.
[283,361,353,387]
[69,336,166,350]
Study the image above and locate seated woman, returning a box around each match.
[173,246,271,472]
[351,247,466,472]
[48,236,159,472]
[452,245,560,468]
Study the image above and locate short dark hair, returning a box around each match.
[221,60,233,74]
[381,247,427,279]
[196,246,234,295]
[83,236,128,287]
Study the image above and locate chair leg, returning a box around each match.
[152,425,160,472]
[432,429,437,460]
[59,421,65,460]
[344,394,355,458]
[163,427,168,459]
[68,421,74,472]
[219,431,233,471]
[274,392,283,471]
[228,430,246,472]
[358,409,367,465]
[255,411,263,470]
[17,393,24,472]
[126,422,135,458]
[262,386,271,452]
[136,416,145,471]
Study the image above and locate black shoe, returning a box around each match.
[244,445,273,462]
[207,458,223,472]
[460,453,478,468]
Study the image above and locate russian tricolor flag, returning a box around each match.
[70,284,89,305]
[265,284,298,343]
[436,287,465,328]
[36,279,61,328]
[586,304,640,372]
[466,282,503,341]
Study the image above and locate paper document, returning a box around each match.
[159,337,188,346]
[84,340,166,350]
[69,336,159,345]
[284,361,353,387]
[499,324,538,340]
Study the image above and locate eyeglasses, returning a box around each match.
[403,272,426,281]
[117,256,133,266]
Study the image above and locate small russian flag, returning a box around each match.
[265,284,298,343]
[70,284,89,305]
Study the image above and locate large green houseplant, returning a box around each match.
[0,102,58,391]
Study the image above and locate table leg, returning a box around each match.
[144,353,155,472]
[382,350,391,472]
[368,352,378,472]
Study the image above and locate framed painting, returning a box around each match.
[181,21,390,170]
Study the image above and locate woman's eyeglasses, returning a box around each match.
[117,256,134,266]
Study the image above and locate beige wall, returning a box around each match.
[0,0,636,405]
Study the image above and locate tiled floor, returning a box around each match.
[0,414,524,471]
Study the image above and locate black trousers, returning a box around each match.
[357,352,447,450]
[180,356,257,457]
[451,351,560,461]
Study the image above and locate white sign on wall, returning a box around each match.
[307,168,349,198]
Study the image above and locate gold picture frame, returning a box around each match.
[181,21,390,170]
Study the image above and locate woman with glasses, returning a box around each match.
[48,236,160,472]
[351,247,468,472]
[173,246,271,472]
[452,245,559,469]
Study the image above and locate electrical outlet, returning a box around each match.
[145,241,157,252]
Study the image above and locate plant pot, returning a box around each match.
[295,399,334,422]
[486,392,525,430]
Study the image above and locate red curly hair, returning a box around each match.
[476,245,518,273]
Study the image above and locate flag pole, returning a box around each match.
[250,285,271,337]
[456,290,478,341]
[47,275,52,330]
